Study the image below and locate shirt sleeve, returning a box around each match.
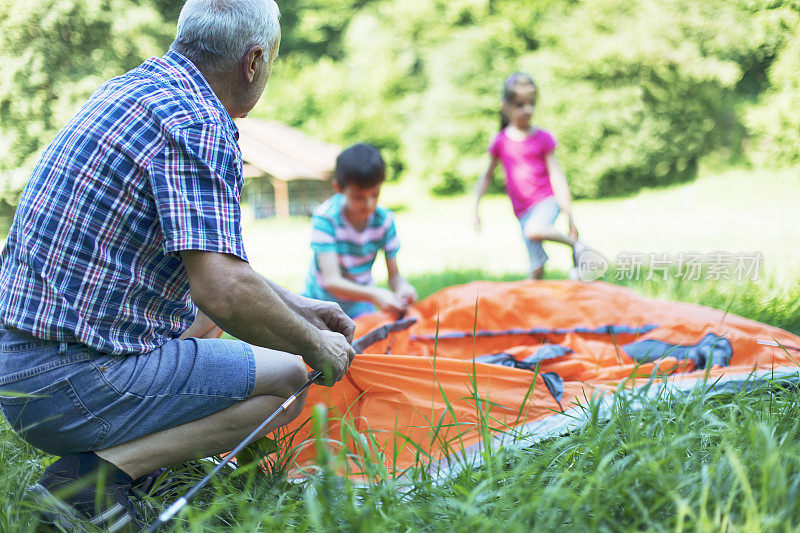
[147,123,247,261]
[488,131,503,159]
[310,214,337,253]
[541,129,558,154]
[383,212,401,259]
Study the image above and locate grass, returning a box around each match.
[1,268,799,531]
[239,165,800,291]
[0,164,798,530]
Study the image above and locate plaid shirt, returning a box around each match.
[0,50,247,355]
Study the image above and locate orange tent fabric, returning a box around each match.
[281,281,800,477]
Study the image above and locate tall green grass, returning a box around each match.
[1,271,799,531]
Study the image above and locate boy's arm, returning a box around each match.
[317,251,406,315]
[546,152,578,240]
[386,255,416,306]
[474,156,499,231]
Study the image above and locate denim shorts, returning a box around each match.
[0,326,255,455]
[518,196,561,271]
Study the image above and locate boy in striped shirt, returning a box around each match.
[304,144,417,318]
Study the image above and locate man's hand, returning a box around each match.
[261,279,355,344]
[305,329,356,386]
[300,298,356,344]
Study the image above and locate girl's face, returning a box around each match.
[504,86,536,129]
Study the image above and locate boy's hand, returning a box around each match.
[305,329,355,386]
[373,288,407,316]
[394,282,417,306]
[473,211,482,232]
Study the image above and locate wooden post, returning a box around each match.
[272,177,289,218]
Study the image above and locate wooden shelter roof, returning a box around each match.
[236,118,339,181]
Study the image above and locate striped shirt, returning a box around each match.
[303,194,400,316]
[0,49,246,355]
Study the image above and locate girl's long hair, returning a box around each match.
[499,72,537,131]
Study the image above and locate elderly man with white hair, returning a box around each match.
[0,0,355,529]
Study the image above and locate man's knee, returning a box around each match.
[281,357,310,398]
[283,387,308,422]
[251,347,310,398]
[268,359,308,422]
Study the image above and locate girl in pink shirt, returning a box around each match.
[474,72,590,279]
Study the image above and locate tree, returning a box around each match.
[0,0,173,174]
[744,2,800,166]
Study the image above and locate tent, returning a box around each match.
[280,280,800,478]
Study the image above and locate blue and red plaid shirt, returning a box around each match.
[0,49,247,355]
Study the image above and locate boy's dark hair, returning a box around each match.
[335,143,386,188]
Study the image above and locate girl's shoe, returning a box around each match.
[572,240,588,267]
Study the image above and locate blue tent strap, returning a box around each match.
[622,332,733,369]
[473,351,566,411]
[411,324,659,341]
[474,344,573,369]
[541,372,565,411]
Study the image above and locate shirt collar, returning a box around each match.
[160,49,239,139]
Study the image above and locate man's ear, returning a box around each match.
[332,181,343,194]
[243,45,264,82]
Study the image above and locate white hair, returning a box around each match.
[172,0,280,73]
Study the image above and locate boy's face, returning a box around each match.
[337,182,382,225]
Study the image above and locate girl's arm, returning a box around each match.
[546,152,579,240]
[317,251,406,314]
[474,156,500,231]
[386,255,417,307]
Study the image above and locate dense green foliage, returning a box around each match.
[264,0,800,195]
[0,0,174,174]
[0,0,798,202]
[1,271,799,531]
[744,2,800,166]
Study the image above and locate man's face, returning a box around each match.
[238,30,280,117]
[259,31,281,96]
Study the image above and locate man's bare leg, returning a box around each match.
[96,346,310,479]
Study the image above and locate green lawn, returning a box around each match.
[2,269,799,531]
[0,165,799,531]
[243,165,800,292]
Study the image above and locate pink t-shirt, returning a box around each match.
[488,128,557,218]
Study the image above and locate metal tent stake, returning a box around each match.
[143,371,322,533]
[143,315,416,532]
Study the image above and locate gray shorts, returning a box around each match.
[0,326,255,455]
[518,196,561,271]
